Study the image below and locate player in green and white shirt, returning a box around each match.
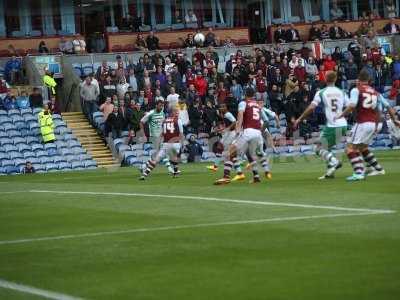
[294,71,348,179]
[140,100,173,173]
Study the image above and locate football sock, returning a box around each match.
[318,149,338,168]
[361,149,383,171]
[223,160,233,178]
[260,156,270,173]
[232,157,242,174]
[250,161,259,179]
[170,160,179,173]
[347,151,364,175]
[143,160,156,177]
[163,158,171,168]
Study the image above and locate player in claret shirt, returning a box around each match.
[337,70,400,181]
[140,108,184,180]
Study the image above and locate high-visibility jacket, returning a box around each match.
[43,74,57,95]
[38,110,55,142]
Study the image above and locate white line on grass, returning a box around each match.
[0,211,393,246]
[0,278,84,300]
[29,190,396,214]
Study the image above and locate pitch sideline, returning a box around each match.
[0,278,85,300]
[29,190,396,214]
[0,211,393,246]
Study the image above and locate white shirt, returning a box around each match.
[261,107,276,122]
[166,93,180,109]
[312,86,348,127]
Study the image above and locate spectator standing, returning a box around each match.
[72,37,86,54]
[43,69,57,97]
[274,25,286,43]
[194,71,208,101]
[135,33,147,51]
[184,33,196,48]
[185,10,198,27]
[205,27,216,47]
[4,56,22,84]
[230,78,243,103]
[101,75,117,101]
[285,24,300,42]
[105,106,124,138]
[16,91,29,109]
[344,58,358,90]
[166,87,180,111]
[38,104,55,143]
[329,21,347,39]
[2,91,16,110]
[96,61,111,82]
[188,99,202,134]
[330,2,344,20]
[59,36,74,54]
[0,74,9,101]
[383,18,400,34]
[38,41,49,54]
[99,97,114,121]
[309,23,321,40]
[80,76,100,124]
[146,31,159,50]
[116,77,130,100]
[29,87,44,108]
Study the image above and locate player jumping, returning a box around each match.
[294,71,347,179]
[336,70,400,181]
[140,108,184,180]
[214,88,266,185]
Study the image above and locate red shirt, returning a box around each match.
[186,72,195,87]
[162,117,181,143]
[0,80,8,94]
[194,76,208,96]
[255,77,267,93]
[323,59,336,71]
[217,88,227,104]
[389,80,400,100]
[242,99,261,130]
[355,84,379,123]
[294,66,306,83]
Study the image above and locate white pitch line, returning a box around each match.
[0,211,392,246]
[29,190,396,214]
[0,278,84,300]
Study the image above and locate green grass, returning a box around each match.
[0,151,399,300]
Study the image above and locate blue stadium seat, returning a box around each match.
[55,141,67,149]
[0,167,6,175]
[1,160,14,167]
[46,163,59,172]
[60,148,73,156]
[0,117,12,127]
[23,151,36,160]
[2,123,16,131]
[118,144,130,153]
[73,64,83,77]
[47,148,58,156]
[72,148,85,155]
[24,114,37,123]
[0,131,8,139]
[63,134,76,141]
[71,161,84,169]
[0,138,13,146]
[5,166,19,175]
[53,156,67,164]
[59,162,72,171]
[29,121,40,130]
[11,114,24,123]
[113,138,124,150]
[67,140,81,148]
[20,108,32,116]
[0,110,7,117]
[33,164,45,172]
[15,138,29,147]
[31,143,44,151]
[32,107,42,115]
[40,156,54,164]
[15,121,28,130]
[14,158,26,167]
[84,160,97,168]
[79,154,91,161]
[36,150,48,157]
[82,63,94,76]
[26,136,40,145]
[44,142,57,150]
[52,114,62,120]
[7,109,20,117]
[0,152,8,161]
[4,144,18,152]
[8,130,22,138]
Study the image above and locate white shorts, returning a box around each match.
[221,131,236,149]
[349,122,380,145]
[234,128,262,156]
[154,143,180,162]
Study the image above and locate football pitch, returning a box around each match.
[1,151,399,300]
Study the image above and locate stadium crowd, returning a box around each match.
[77,36,400,143]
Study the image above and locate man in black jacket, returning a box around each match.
[105,106,124,139]
[274,25,286,43]
[329,21,347,39]
[146,31,160,50]
[383,18,400,34]
[285,24,300,42]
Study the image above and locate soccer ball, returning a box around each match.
[194,33,205,44]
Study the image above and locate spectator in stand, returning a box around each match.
[101,75,117,101]
[16,91,29,109]
[392,55,400,80]
[194,70,208,101]
[4,56,22,85]
[38,41,49,54]
[329,21,347,39]
[0,74,9,101]
[254,69,268,105]
[363,30,380,49]
[185,135,203,162]
[205,27,216,47]
[96,61,111,82]
[274,24,286,43]
[230,78,243,103]
[203,99,218,133]
[105,106,124,139]
[331,46,343,62]
[323,54,337,71]
[80,76,100,124]
[23,161,35,174]
[309,23,321,40]
[116,77,130,100]
[223,37,235,48]
[2,91,16,110]
[29,87,44,108]
[185,33,196,48]
[49,96,61,114]
[386,0,397,18]
[166,86,180,111]
[135,33,147,51]
[216,81,227,105]
[305,57,319,83]
[72,37,86,54]
[186,83,198,106]
[43,69,57,97]
[285,24,301,42]
[146,31,159,51]
[344,58,358,90]
[185,10,198,27]
[330,2,344,20]
[126,100,144,137]
[284,72,298,98]
[132,14,142,32]
[389,79,400,104]
[356,21,370,36]
[383,18,400,34]
[320,24,330,40]
[188,98,202,135]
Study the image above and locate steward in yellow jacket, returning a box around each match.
[38,105,56,143]
[43,69,57,96]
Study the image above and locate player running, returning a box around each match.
[294,71,347,179]
[140,108,184,180]
[140,100,174,174]
[336,70,400,181]
[207,103,238,172]
[214,88,266,185]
